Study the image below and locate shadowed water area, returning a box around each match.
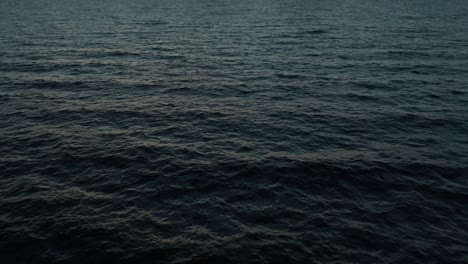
[1,0,468,263]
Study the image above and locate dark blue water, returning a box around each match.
[1,0,468,263]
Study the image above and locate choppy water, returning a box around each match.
[1,0,468,263]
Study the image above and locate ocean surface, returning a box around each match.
[1,0,468,263]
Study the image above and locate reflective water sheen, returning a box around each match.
[1,0,468,263]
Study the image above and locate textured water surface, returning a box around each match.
[1,0,468,263]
